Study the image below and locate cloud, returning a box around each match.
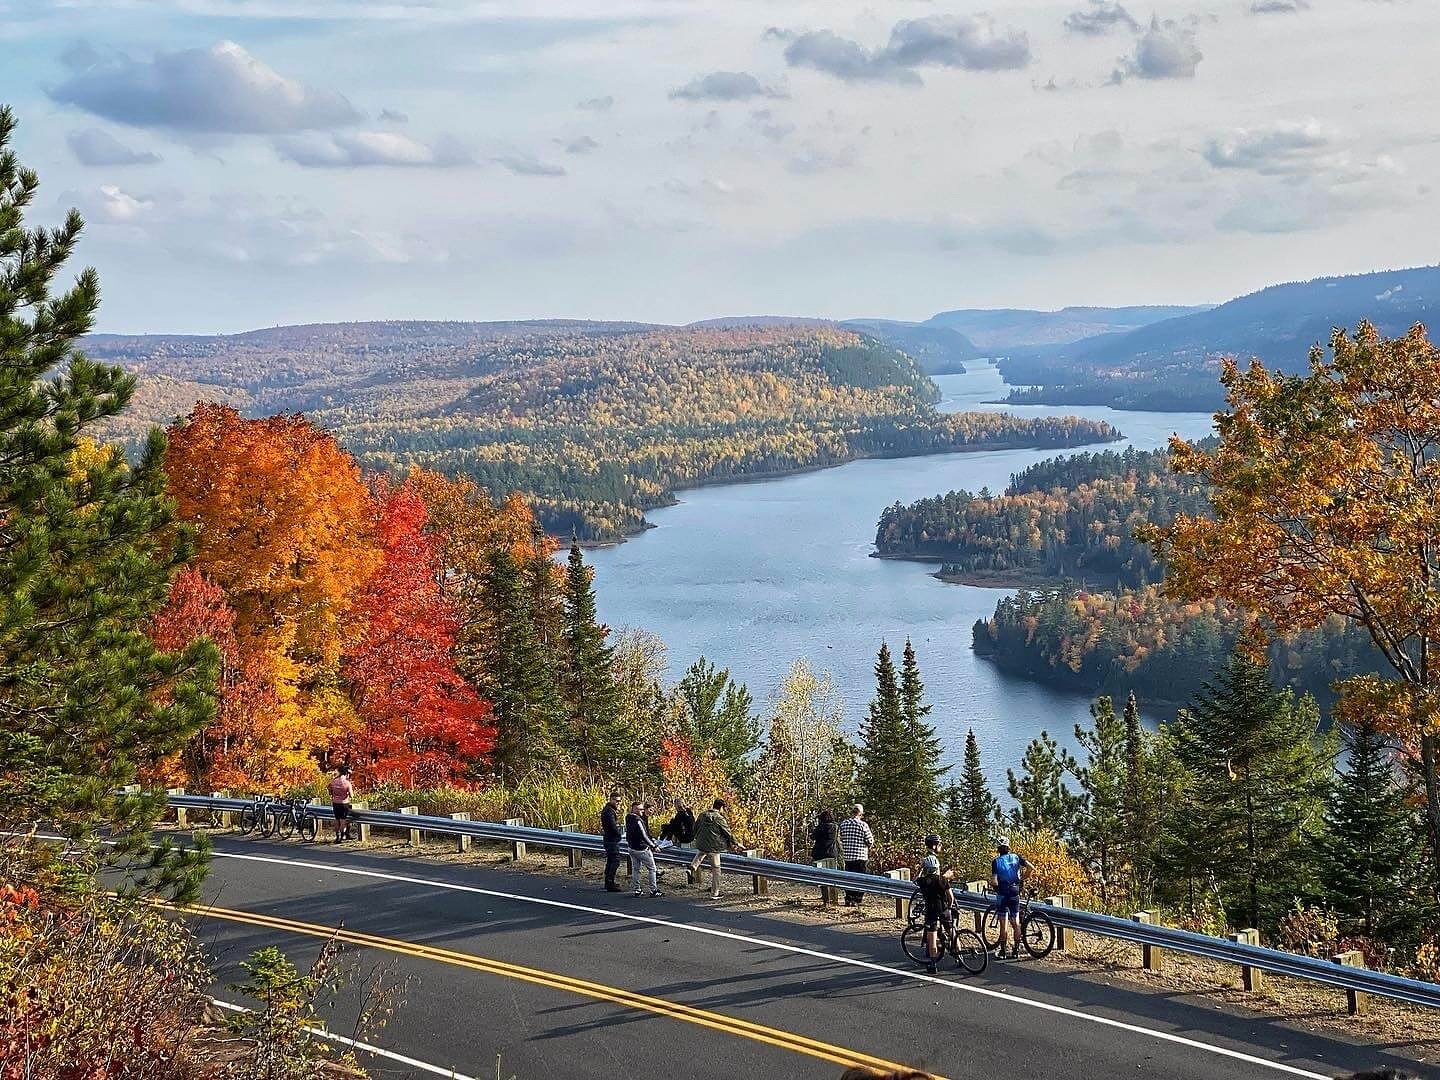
[670,71,783,103]
[50,40,360,133]
[67,128,162,166]
[1111,17,1203,82]
[82,183,155,223]
[1203,120,1331,172]
[778,15,1029,86]
[560,135,599,154]
[1065,2,1139,35]
[787,142,857,175]
[378,108,409,123]
[577,95,614,111]
[1249,0,1308,11]
[749,109,795,143]
[496,155,566,177]
[274,130,472,167]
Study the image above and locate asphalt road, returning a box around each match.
[188,835,1431,1080]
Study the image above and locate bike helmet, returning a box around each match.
[924,832,941,849]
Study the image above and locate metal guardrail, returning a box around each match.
[166,792,1440,1012]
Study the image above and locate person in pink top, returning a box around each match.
[328,765,354,843]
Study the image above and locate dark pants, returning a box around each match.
[604,842,623,889]
[844,858,867,904]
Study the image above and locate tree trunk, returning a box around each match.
[1423,732,1440,901]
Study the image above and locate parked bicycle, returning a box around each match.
[237,794,277,836]
[264,797,321,842]
[978,887,1056,958]
[900,913,989,975]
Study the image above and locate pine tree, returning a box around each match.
[953,729,999,837]
[856,642,906,833]
[1073,695,1127,903]
[1007,731,1083,839]
[1120,690,1156,899]
[1318,721,1413,938]
[561,539,619,766]
[677,656,760,788]
[897,639,948,837]
[484,548,564,781]
[0,106,218,900]
[1167,652,1332,930]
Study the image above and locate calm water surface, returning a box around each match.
[590,364,1216,785]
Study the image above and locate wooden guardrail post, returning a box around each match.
[1226,928,1264,992]
[399,806,421,847]
[167,788,187,828]
[965,881,989,934]
[886,868,911,919]
[812,858,840,906]
[503,818,526,861]
[1332,950,1368,1015]
[351,801,371,842]
[1043,894,1072,951]
[1131,911,1164,972]
[742,849,766,896]
[450,812,471,852]
[213,791,233,830]
[558,824,583,868]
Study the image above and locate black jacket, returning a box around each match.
[810,821,839,861]
[660,807,696,844]
[601,801,623,845]
[625,812,655,851]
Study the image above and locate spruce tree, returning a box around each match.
[1168,652,1331,930]
[561,539,619,766]
[1073,695,1128,903]
[898,639,948,836]
[1120,690,1156,898]
[1007,731,1083,839]
[856,642,906,833]
[485,548,564,781]
[0,105,218,900]
[676,656,760,787]
[1318,721,1413,938]
[953,728,999,837]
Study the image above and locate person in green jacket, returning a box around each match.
[689,798,740,899]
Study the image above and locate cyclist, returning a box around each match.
[916,833,957,974]
[990,834,1035,959]
[328,764,354,843]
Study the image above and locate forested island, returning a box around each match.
[89,323,1119,540]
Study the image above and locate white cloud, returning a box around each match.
[274,130,472,167]
[1065,2,1139,35]
[1111,17,1203,82]
[67,128,162,166]
[670,71,783,103]
[1203,120,1331,172]
[496,154,567,177]
[778,15,1030,86]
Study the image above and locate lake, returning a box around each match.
[590,364,1217,788]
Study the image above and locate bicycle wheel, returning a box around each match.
[1022,908,1056,959]
[951,928,989,975]
[238,806,259,836]
[275,807,297,841]
[260,807,278,838]
[979,905,1003,950]
[906,889,924,927]
[298,811,318,842]
[901,924,939,967]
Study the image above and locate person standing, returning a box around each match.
[990,835,1035,960]
[600,789,624,892]
[837,804,876,905]
[810,809,839,862]
[690,798,740,899]
[328,765,354,843]
[626,801,663,897]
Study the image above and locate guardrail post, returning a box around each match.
[887,868,911,919]
[122,784,140,795]
[965,881,988,933]
[1132,911,1164,972]
[351,801,371,843]
[213,791,232,830]
[450,813,472,852]
[399,805,421,846]
[558,824,583,869]
[1226,928,1264,992]
[504,818,526,861]
[167,788,187,828]
[1043,894,1072,951]
[742,850,766,896]
[1332,950,1368,1015]
[813,858,840,906]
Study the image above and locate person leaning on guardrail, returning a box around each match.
[328,765,354,843]
[837,805,876,906]
[601,789,625,893]
[690,798,741,899]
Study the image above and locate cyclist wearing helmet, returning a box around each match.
[916,833,957,974]
[990,835,1035,960]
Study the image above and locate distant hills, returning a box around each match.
[923,305,1206,350]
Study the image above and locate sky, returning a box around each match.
[3,0,1437,333]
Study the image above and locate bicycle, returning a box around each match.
[901,911,988,975]
[265,797,320,842]
[978,887,1056,959]
[237,794,277,837]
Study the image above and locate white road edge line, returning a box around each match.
[207,848,1332,1079]
[210,998,480,1080]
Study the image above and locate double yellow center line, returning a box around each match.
[180,902,939,1078]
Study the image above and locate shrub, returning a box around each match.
[1275,900,1339,956]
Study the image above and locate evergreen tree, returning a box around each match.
[561,539,619,766]
[952,728,999,836]
[1318,721,1414,938]
[1073,695,1128,903]
[856,642,906,833]
[484,548,564,781]
[1007,731,1083,839]
[897,639,948,836]
[1120,691,1157,899]
[0,106,218,900]
[676,656,760,788]
[1167,652,1332,930]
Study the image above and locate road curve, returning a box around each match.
[186,836,1424,1080]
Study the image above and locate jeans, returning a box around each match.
[631,848,658,893]
[844,858,867,904]
[691,851,722,897]
[604,842,622,889]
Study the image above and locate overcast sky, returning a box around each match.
[4,0,1436,333]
